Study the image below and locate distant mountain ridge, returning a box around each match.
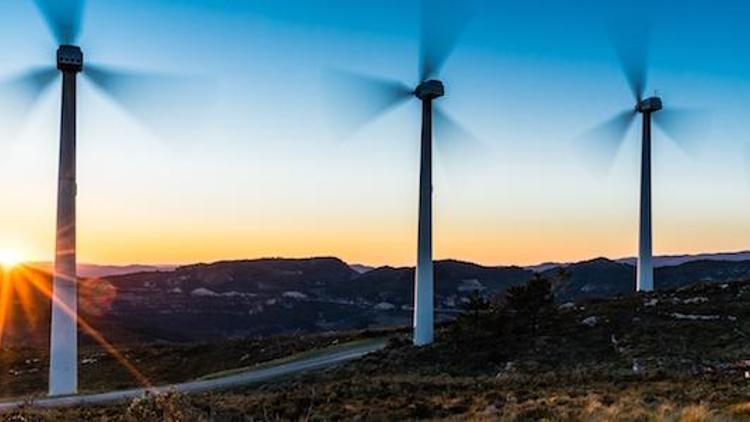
[26,262,175,278]
[615,250,750,267]
[525,250,750,272]
[6,253,750,348]
[24,249,750,278]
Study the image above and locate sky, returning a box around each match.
[0,0,749,267]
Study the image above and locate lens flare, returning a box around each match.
[80,278,117,317]
[4,266,151,389]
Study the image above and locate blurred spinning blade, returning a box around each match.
[419,0,474,81]
[85,64,214,143]
[0,67,58,135]
[33,0,86,45]
[323,69,412,137]
[434,106,483,154]
[433,105,488,175]
[579,109,637,173]
[654,108,711,153]
[609,20,650,102]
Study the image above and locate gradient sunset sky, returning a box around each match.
[1,0,749,267]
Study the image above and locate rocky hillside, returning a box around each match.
[8,277,750,420]
[5,256,750,348]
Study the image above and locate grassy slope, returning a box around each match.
[0,330,389,400]
[6,281,750,420]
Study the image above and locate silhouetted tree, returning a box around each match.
[462,291,490,324]
[547,266,572,298]
[552,266,572,287]
[506,274,556,337]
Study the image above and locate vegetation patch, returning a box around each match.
[5,277,750,419]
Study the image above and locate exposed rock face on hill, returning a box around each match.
[5,256,750,347]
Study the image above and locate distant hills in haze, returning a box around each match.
[524,250,750,273]
[26,262,176,278]
[615,250,750,267]
[5,250,750,348]
[356,250,750,274]
[23,250,750,278]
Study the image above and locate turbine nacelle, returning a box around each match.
[636,96,662,114]
[414,80,444,100]
[57,45,83,73]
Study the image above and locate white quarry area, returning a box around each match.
[190,287,258,298]
[458,279,484,292]
[374,302,396,310]
[671,313,721,321]
[190,287,219,297]
[282,291,309,300]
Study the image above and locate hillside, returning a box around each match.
[0,258,532,347]
[617,250,750,267]
[5,257,750,349]
[549,258,750,302]
[6,277,750,419]
[0,330,381,400]
[526,250,750,272]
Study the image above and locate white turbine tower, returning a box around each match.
[0,0,205,396]
[49,42,82,397]
[325,0,476,346]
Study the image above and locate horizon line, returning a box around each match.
[20,247,750,271]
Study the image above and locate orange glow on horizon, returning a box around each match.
[62,216,750,268]
[0,266,40,347]
[7,207,750,268]
[0,250,22,269]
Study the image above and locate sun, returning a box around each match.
[0,250,22,269]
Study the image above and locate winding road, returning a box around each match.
[0,339,386,410]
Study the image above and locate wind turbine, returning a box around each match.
[326,0,475,346]
[0,0,201,396]
[586,22,706,293]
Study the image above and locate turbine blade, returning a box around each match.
[84,64,214,144]
[419,0,474,80]
[33,0,86,45]
[0,67,58,135]
[653,108,711,153]
[432,106,490,183]
[323,69,412,137]
[433,106,482,152]
[609,20,650,102]
[578,109,637,173]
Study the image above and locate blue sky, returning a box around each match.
[0,0,749,266]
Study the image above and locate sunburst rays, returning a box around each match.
[0,265,151,389]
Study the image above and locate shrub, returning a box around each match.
[125,391,206,422]
[505,274,557,337]
[463,292,490,321]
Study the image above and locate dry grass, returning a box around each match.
[2,378,750,421]
[6,281,750,420]
[0,329,387,400]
